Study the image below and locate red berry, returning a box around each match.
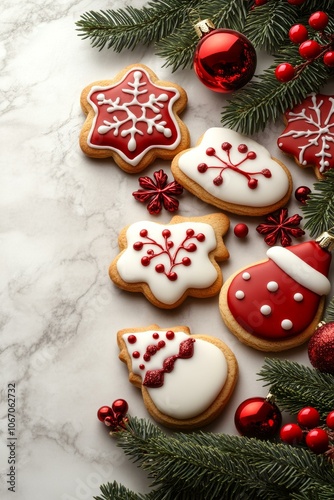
[305,428,329,454]
[112,399,128,416]
[198,163,208,173]
[186,228,195,237]
[234,223,249,238]
[196,233,206,242]
[222,142,232,151]
[168,272,178,281]
[155,263,165,273]
[97,406,113,422]
[287,0,305,5]
[248,178,258,189]
[297,407,320,428]
[254,0,267,5]
[133,241,143,251]
[324,51,334,67]
[289,24,308,44]
[141,256,150,266]
[238,144,248,154]
[213,176,223,186]
[308,11,329,31]
[162,229,171,238]
[280,423,303,445]
[186,243,197,252]
[275,63,295,82]
[326,410,334,429]
[182,257,191,266]
[299,40,322,59]
[206,147,216,156]
[247,151,257,160]
[140,229,148,237]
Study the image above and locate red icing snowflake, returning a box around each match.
[87,68,180,165]
[278,93,334,175]
[256,208,305,247]
[132,169,183,214]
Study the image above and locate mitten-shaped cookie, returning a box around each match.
[219,231,334,351]
[117,325,238,429]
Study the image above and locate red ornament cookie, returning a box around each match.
[109,213,229,309]
[277,93,334,179]
[79,64,190,173]
[117,325,238,429]
[219,232,333,351]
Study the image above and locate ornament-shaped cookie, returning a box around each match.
[117,325,238,429]
[277,93,334,179]
[109,213,229,309]
[171,127,292,216]
[219,232,333,351]
[80,64,190,173]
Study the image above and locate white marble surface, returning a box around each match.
[1,1,333,499]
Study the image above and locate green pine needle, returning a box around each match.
[324,296,334,323]
[94,481,145,500]
[301,170,334,238]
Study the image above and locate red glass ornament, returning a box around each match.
[308,11,329,31]
[326,410,334,429]
[289,24,308,44]
[297,407,320,428]
[234,396,282,439]
[299,40,322,59]
[308,322,334,374]
[234,223,249,238]
[280,423,303,444]
[295,185,311,204]
[305,428,329,454]
[324,51,334,67]
[112,398,129,416]
[275,63,295,82]
[97,405,113,422]
[193,19,257,93]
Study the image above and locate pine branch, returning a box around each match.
[324,296,334,323]
[301,170,334,238]
[94,481,145,500]
[258,358,334,419]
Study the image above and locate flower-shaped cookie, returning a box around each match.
[80,64,190,173]
[109,214,230,308]
[277,93,334,179]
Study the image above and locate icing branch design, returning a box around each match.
[96,70,173,152]
[133,227,206,281]
[197,141,272,189]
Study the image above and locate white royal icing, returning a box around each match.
[267,281,279,292]
[235,290,245,299]
[281,319,293,330]
[260,305,272,316]
[117,221,219,305]
[87,68,181,166]
[242,272,251,280]
[177,128,290,207]
[267,246,331,295]
[122,330,228,419]
[294,293,304,302]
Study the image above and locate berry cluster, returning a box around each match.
[275,11,334,83]
[97,399,129,431]
[280,406,334,456]
[254,0,306,7]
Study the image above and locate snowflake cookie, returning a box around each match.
[171,127,292,216]
[109,213,229,308]
[79,64,190,173]
[117,324,238,429]
[277,93,334,179]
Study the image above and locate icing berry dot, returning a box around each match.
[281,319,293,330]
[139,364,145,370]
[248,178,258,189]
[198,163,208,173]
[152,332,160,339]
[158,340,166,348]
[182,257,191,266]
[133,241,143,251]
[196,233,206,242]
[155,264,165,273]
[267,281,279,292]
[168,272,178,281]
[247,151,257,160]
[235,290,245,300]
[238,144,248,154]
[143,353,151,362]
[132,351,140,359]
[222,142,232,151]
[140,229,148,237]
[213,176,223,186]
[141,256,150,266]
[166,330,175,340]
[186,228,195,237]
[127,335,137,344]
[147,345,158,355]
[242,272,251,281]
[167,240,174,249]
[185,243,197,252]
[162,229,171,238]
[262,168,272,178]
[294,293,304,302]
[206,147,216,156]
[260,305,272,316]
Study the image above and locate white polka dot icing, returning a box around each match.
[267,281,278,292]
[294,293,304,302]
[281,319,293,330]
[242,272,251,281]
[235,290,245,299]
[260,305,271,316]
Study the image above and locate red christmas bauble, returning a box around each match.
[112,398,129,416]
[308,322,334,374]
[234,396,282,439]
[97,405,113,422]
[193,21,257,93]
[295,185,311,204]
[234,223,249,238]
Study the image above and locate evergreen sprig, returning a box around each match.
[301,170,334,237]
[324,296,334,323]
[258,358,334,418]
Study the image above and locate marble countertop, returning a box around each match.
[1,1,333,499]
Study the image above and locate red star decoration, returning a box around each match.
[132,169,183,215]
[256,208,305,247]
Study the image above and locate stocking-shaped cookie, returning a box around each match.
[117,325,238,429]
[219,232,334,351]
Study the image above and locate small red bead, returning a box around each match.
[168,272,178,281]
[297,407,320,428]
[234,223,249,238]
[299,40,322,59]
[295,185,311,204]
[324,51,334,67]
[97,406,113,422]
[153,332,159,339]
[132,351,140,358]
[127,335,137,344]
[305,428,329,454]
[289,24,308,44]
[308,11,329,31]
[238,144,248,154]
[287,0,305,5]
[254,0,267,5]
[326,410,334,429]
[166,330,175,340]
[112,399,128,415]
[162,229,171,238]
[280,423,303,444]
[275,63,295,82]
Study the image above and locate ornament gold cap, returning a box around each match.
[316,229,334,252]
[194,19,216,38]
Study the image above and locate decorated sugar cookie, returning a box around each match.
[219,232,333,351]
[117,325,238,429]
[109,213,229,309]
[277,93,334,179]
[171,127,292,216]
[80,64,190,173]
